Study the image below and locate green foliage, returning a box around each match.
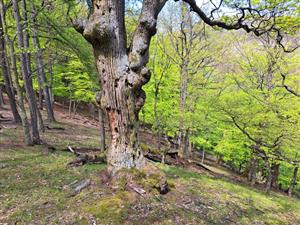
[53,57,98,103]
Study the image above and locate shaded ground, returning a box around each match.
[1,102,300,225]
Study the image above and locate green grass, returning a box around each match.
[1,122,300,224]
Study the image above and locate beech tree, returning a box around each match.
[73,0,299,173]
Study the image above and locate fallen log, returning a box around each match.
[127,183,147,197]
[191,160,215,173]
[46,126,65,131]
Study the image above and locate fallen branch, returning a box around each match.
[68,179,91,197]
[74,179,91,193]
[127,183,147,197]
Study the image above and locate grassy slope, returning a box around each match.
[1,119,300,224]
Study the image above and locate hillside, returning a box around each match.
[1,103,299,225]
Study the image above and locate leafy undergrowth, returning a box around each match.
[1,122,300,225]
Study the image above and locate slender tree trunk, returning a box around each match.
[0,0,32,144]
[12,0,41,144]
[178,62,189,156]
[98,107,106,151]
[30,0,55,122]
[288,165,298,197]
[73,101,78,116]
[179,129,190,159]
[154,88,161,150]
[8,40,33,145]
[48,59,54,105]
[68,98,72,118]
[248,157,258,186]
[38,89,43,110]
[0,14,21,123]
[271,163,280,189]
[201,149,205,164]
[0,85,4,108]
[37,106,45,132]
[264,158,272,193]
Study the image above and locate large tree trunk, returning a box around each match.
[0,14,21,123]
[75,0,166,173]
[288,165,298,197]
[30,0,55,122]
[12,0,41,144]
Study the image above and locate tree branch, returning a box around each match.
[129,0,167,71]
[182,0,299,52]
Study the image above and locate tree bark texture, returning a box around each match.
[76,0,167,173]
[247,156,258,186]
[8,40,33,145]
[0,85,4,108]
[0,13,21,123]
[30,0,55,122]
[98,107,106,151]
[288,165,298,197]
[12,0,41,144]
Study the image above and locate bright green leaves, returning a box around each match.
[53,57,98,103]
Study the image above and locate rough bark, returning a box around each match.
[12,0,41,144]
[288,165,298,197]
[0,11,21,123]
[30,0,55,122]
[75,0,167,173]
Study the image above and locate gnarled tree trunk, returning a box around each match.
[75,0,167,173]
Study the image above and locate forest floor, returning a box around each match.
[1,102,300,225]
